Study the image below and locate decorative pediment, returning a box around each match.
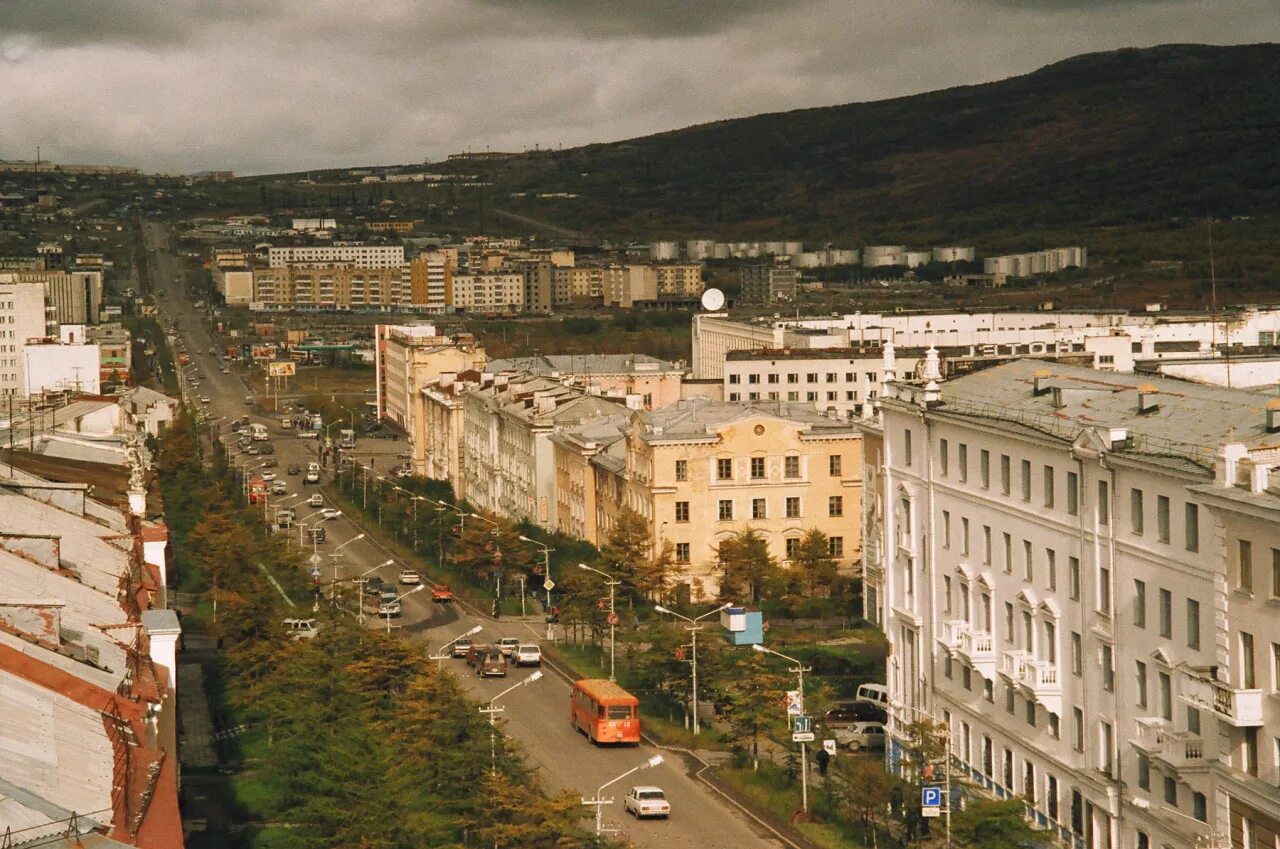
[1038,598,1060,619]
[1015,589,1038,608]
[1150,647,1174,668]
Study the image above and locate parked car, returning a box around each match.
[379,598,402,617]
[398,569,421,585]
[261,471,277,481]
[834,721,887,752]
[452,638,474,658]
[261,457,278,468]
[514,644,542,666]
[496,637,521,657]
[855,683,890,709]
[364,576,385,597]
[260,442,274,455]
[623,787,670,819]
[478,651,507,677]
[287,464,301,475]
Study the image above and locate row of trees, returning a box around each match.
[160,413,599,848]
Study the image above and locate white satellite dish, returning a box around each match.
[700,288,726,311]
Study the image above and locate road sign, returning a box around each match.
[792,732,815,742]
[543,578,555,591]
[921,785,943,816]
[310,566,321,578]
[309,553,323,567]
[792,716,812,734]
[922,806,941,818]
[822,739,837,756]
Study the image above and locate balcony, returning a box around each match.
[1131,718,1208,773]
[939,619,969,652]
[1180,670,1264,727]
[1001,650,1062,714]
[957,629,996,679]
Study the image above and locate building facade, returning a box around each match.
[268,244,404,268]
[740,263,798,303]
[0,280,51,395]
[487,353,685,410]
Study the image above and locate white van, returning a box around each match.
[855,683,890,709]
[283,618,318,639]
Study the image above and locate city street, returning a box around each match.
[149,224,787,849]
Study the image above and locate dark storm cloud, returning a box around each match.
[0,0,1276,174]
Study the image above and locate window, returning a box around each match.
[827,496,843,517]
[1003,748,1014,789]
[1273,548,1280,598]
[1000,455,1011,495]
[1099,566,1111,615]
[767,374,780,384]
[718,500,733,521]
[1244,726,1259,776]
[747,373,760,384]
[750,457,765,479]
[829,454,842,476]
[806,392,817,402]
[1069,557,1080,601]
[958,443,968,481]
[1072,632,1082,675]
[1136,660,1148,708]
[787,391,798,401]
[717,458,733,481]
[1002,532,1011,572]
[1023,539,1033,582]
[1066,471,1078,515]
[1046,774,1059,821]
[675,542,690,563]
[1187,599,1200,650]
[785,537,800,557]
[984,679,994,703]
[1047,549,1057,591]
[675,459,688,481]
[1021,459,1032,501]
[982,736,993,776]
[787,373,798,384]
[980,449,990,488]
[1156,495,1170,543]
[939,440,949,476]
[1134,579,1147,628]
[985,526,994,566]
[806,372,818,383]
[1137,832,1149,849]
[942,511,951,548]
[1137,753,1151,790]
[1100,720,1114,775]
[903,429,913,466]
[728,392,740,402]
[751,498,766,520]
[1023,760,1036,803]
[961,517,970,556]
[1159,588,1172,638]
[962,665,972,690]
[675,501,690,522]
[828,536,844,557]
[1004,602,1015,643]
[784,456,800,478]
[1240,539,1254,591]
[1193,792,1207,823]
[1102,644,1115,691]
[1006,684,1016,713]
[1185,503,1199,551]
[1072,707,1084,751]
[1026,698,1036,726]
[1158,671,1172,720]
[728,373,740,384]
[1098,480,1109,525]
[785,497,800,518]
[825,372,837,383]
[1043,466,1055,508]
[1163,775,1177,806]
[1049,712,1060,739]
[1242,631,1256,690]
[1131,488,1144,534]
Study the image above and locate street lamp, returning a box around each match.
[429,624,483,665]
[328,533,367,599]
[478,670,543,772]
[753,643,813,813]
[582,754,664,836]
[519,535,555,641]
[384,584,426,633]
[298,509,327,549]
[654,603,732,735]
[355,559,394,624]
[578,563,621,681]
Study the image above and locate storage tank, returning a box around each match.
[649,241,679,261]
[686,240,714,261]
[863,245,906,267]
[829,249,860,266]
[932,246,975,263]
[905,251,933,268]
[783,241,804,256]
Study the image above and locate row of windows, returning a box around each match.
[674,454,844,482]
[728,390,864,404]
[670,536,845,563]
[677,495,844,522]
[1234,539,1280,598]
[729,370,879,385]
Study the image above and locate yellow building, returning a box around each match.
[553,398,863,598]
[251,263,402,309]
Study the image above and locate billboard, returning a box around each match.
[268,361,296,377]
[251,345,275,360]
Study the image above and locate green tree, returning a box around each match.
[598,506,651,600]
[788,528,839,598]
[953,798,1053,849]
[830,757,897,848]
[718,651,788,769]
[715,528,781,604]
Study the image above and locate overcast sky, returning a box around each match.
[1,0,1276,175]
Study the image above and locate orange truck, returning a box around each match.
[248,479,268,504]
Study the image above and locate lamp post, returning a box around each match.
[429,624,483,665]
[384,584,426,633]
[478,671,543,773]
[753,644,812,813]
[519,535,555,641]
[582,754,664,836]
[578,563,621,681]
[355,559,394,625]
[654,603,732,735]
[327,533,366,599]
[469,512,502,603]
[298,509,326,550]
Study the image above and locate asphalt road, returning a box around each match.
[148,222,785,849]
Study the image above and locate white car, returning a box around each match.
[514,644,542,666]
[321,508,342,520]
[623,786,670,819]
[261,471,277,481]
[199,395,211,404]
[304,471,320,483]
[398,569,421,585]
[834,721,887,752]
[308,494,324,508]
[271,481,287,495]
[496,637,521,657]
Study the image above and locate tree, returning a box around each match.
[953,798,1053,849]
[787,528,839,598]
[830,758,897,848]
[715,528,781,604]
[718,651,788,769]
[598,506,651,600]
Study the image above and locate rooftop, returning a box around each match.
[487,353,681,375]
[638,396,860,442]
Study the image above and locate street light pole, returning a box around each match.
[355,559,394,625]
[655,603,731,735]
[582,755,664,836]
[753,644,812,813]
[478,671,543,773]
[578,563,621,681]
[519,535,554,641]
[328,533,366,599]
[429,624,483,665]
[385,585,426,633]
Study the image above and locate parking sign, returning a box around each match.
[921,785,943,816]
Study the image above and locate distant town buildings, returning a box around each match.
[739,262,798,303]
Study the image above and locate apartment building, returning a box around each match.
[419,370,484,481]
[0,280,51,394]
[268,243,404,268]
[553,397,863,597]
[459,373,623,527]
[724,347,902,418]
[487,353,685,410]
[450,271,524,313]
[862,358,1280,849]
[654,263,703,300]
[407,251,452,312]
[514,260,553,315]
[739,262,798,303]
[251,264,402,309]
[213,265,254,304]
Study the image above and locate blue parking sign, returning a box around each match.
[921,786,943,808]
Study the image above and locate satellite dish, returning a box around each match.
[700,288,726,311]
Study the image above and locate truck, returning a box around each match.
[248,479,268,504]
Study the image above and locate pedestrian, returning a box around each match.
[816,747,830,776]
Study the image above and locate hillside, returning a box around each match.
[464,44,1279,247]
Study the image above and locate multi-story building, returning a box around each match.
[514,260,553,315]
[375,324,485,471]
[450,271,524,313]
[862,358,1280,849]
[419,370,484,481]
[213,265,254,304]
[268,243,404,268]
[407,252,452,312]
[487,353,685,410]
[740,262,798,303]
[22,338,102,395]
[87,322,132,384]
[0,270,100,324]
[654,263,703,300]
[251,264,402,310]
[459,373,623,527]
[605,265,657,309]
[0,280,51,394]
[724,347,899,418]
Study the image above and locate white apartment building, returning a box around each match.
[21,341,101,395]
[724,347,906,419]
[450,271,524,313]
[862,358,1280,849]
[0,280,50,395]
[268,243,404,268]
[420,370,483,481]
[693,308,1280,380]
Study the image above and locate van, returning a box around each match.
[283,618,318,640]
[855,683,890,709]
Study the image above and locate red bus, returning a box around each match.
[571,679,641,745]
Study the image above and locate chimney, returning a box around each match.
[1137,383,1159,415]
[1033,369,1053,396]
[881,341,897,385]
[922,380,941,407]
[921,346,942,382]
[1267,399,1280,433]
